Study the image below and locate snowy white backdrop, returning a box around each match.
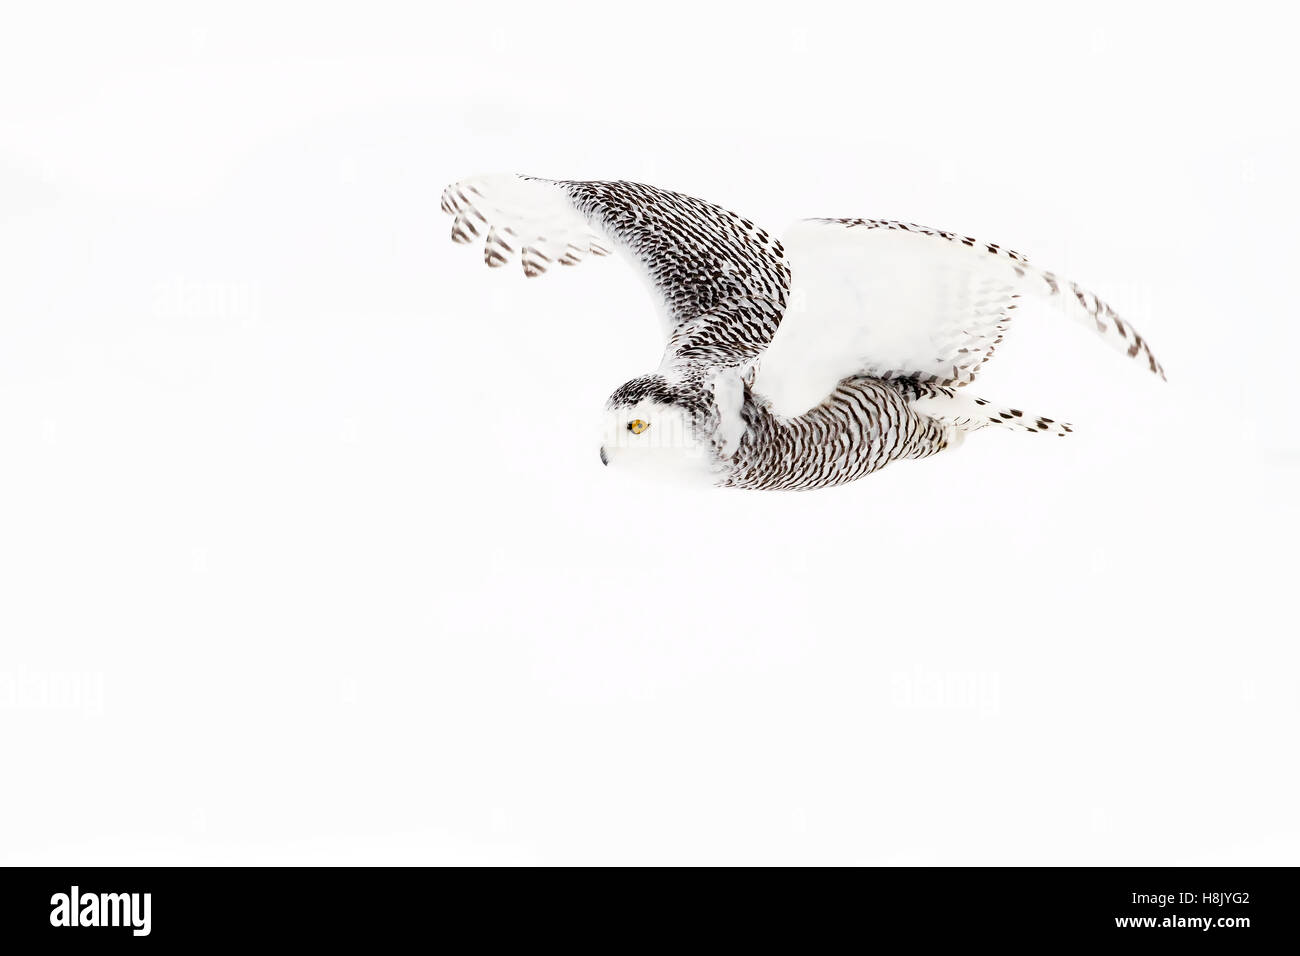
[1,2,1296,865]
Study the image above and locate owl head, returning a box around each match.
[598,367,748,486]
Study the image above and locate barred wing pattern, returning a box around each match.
[441,174,791,365]
[557,180,790,364]
[753,218,1164,417]
[441,174,612,274]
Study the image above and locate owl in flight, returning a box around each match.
[441,175,1163,491]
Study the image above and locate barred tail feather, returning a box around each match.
[908,384,1073,438]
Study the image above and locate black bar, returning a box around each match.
[0,866,1292,945]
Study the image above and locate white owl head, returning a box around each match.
[598,367,744,487]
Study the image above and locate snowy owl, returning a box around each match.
[441,175,1163,491]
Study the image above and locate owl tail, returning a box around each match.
[908,385,1072,437]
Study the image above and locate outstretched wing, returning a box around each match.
[752,218,1165,417]
[441,174,791,365]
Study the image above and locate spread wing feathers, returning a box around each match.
[556,180,791,364]
[441,174,792,365]
[752,218,1165,417]
[440,174,611,277]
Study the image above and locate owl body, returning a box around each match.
[726,378,952,491]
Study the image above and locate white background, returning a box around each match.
[2,2,1296,865]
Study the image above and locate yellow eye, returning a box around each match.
[627,419,649,435]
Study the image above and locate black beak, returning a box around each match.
[599,446,609,466]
